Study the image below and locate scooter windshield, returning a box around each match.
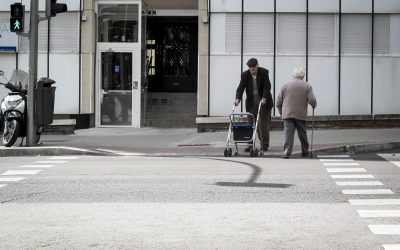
[10,69,28,91]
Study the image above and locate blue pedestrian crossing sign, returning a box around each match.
[10,18,23,32]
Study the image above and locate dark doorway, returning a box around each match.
[146,17,198,92]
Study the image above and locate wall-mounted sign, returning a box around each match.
[0,20,18,52]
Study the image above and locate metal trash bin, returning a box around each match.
[35,77,56,127]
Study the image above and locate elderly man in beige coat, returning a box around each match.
[277,67,317,159]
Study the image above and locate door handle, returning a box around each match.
[132,81,138,89]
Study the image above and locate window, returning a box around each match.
[277,14,307,54]
[309,14,335,55]
[243,14,274,54]
[341,14,372,55]
[374,14,390,55]
[225,14,241,53]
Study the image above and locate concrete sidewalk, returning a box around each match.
[1,127,400,157]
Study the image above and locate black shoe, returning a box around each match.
[244,146,252,152]
[283,154,290,159]
[301,152,309,157]
[262,147,269,152]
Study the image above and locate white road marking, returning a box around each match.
[326,168,366,173]
[0,184,7,189]
[323,163,360,166]
[35,161,67,164]
[96,148,146,156]
[336,181,383,186]
[1,170,42,175]
[0,177,25,182]
[49,156,79,160]
[378,154,400,168]
[349,199,400,205]
[330,175,375,179]
[320,159,354,162]
[20,165,54,168]
[358,210,400,217]
[342,189,393,195]
[382,244,400,250]
[318,155,351,158]
[368,225,400,235]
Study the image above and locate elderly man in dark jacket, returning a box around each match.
[235,58,274,152]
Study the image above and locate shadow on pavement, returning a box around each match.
[207,158,294,188]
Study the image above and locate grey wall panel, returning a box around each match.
[391,15,400,56]
[244,0,274,12]
[308,57,339,115]
[340,57,371,115]
[210,0,242,12]
[373,58,400,114]
[209,55,241,116]
[210,14,226,54]
[342,0,372,13]
[276,0,306,13]
[309,0,339,13]
[375,0,400,13]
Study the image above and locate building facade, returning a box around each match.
[0,0,399,129]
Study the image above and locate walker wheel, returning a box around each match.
[250,149,254,157]
[228,148,233,157]
[254,148,259,157]
[224,148,228,157]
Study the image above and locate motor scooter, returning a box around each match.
[0,69,43,147]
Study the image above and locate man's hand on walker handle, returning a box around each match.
[260,98,267,105]
[234,99,240,106]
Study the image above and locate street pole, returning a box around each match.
[26,0,39,146]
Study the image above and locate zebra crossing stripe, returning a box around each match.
[326,168,366,173]
[382,244,400,250]
[342,189,393,195]
[35,161,67,164]
[318,155,351,158]
[349,199,400,205]
[323,163,360,166]
[358,210,400,218]
[20,165,54,168]
[1,170,42,175]
[320,159,354,162]
[368,225,400,235]
[336,181,383,186]
[49,156,79,160]
[330,175,374,179]
[0,177,25,182]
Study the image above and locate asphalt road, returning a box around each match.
[1,151,400,249]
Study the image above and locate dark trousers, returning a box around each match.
[283,118,309,156]
[249,103,271,150]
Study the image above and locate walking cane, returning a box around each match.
[310,108,315,158]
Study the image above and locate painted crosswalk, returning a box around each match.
[368,225,400,235]
[35,161,67,164]
[326,168,366,173]
[1,170,42,175]
[342,189,393,195]
[382,244,400,250]
[349,199,400,205]
[49,156,79,160]
[0,177,25,182]
[330,174,375,179]
[20,165,54,168]
[358,210,400,218]
[323,162,360,166]
[318,155,351,158]
[336,181,384,186]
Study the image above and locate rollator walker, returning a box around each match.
[224,102,263,157]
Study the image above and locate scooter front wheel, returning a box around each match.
[2,119,21,147]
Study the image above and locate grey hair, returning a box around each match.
[293,67,306,79]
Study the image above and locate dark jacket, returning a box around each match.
[235,67,274,112]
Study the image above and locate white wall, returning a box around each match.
[373,58,400,114]
[308,57,339,115]
[0,54,16,102]
[340,57,371,115]
[209,55,241,116]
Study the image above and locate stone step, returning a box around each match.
[43,119,76,135]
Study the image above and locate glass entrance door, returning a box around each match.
[100,51,136,126]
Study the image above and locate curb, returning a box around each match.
[0,142,399,157]
[0,146,110,157]
[313,142,400,155]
